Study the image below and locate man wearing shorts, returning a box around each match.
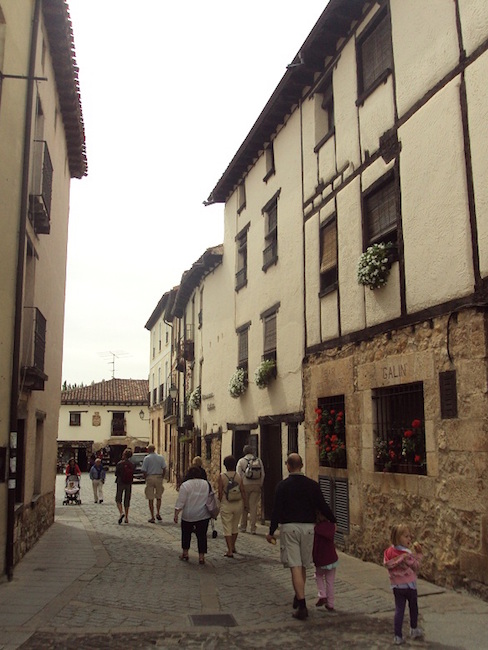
[266,453,336,620]
[142,445,167,523]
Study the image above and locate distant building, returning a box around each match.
[0,0,87,578]
[58,379,150,469]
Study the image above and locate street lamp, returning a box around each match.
[169,385,178,399]
[139,409,150,421]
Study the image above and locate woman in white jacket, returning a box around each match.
[174,466,211,564]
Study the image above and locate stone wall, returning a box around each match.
[304,309,488,589]
[14,492,55,565]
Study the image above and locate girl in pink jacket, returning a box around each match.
[384,523,423,645]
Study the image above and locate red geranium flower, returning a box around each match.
[414,455,421,463]
[328,420,333,426]
[404,430,413,438]
[412,419,421,429]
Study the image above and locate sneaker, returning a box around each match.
[99,500,103,504]
[394,637,405,645]
[315,598,327,607]
[410,627,424,639]
[156,514,162,521]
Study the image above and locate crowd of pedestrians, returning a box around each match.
[65,448,424,644]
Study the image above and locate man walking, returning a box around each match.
[142,445,167,523]
[266,453,336,621]
[237,445,265,534]
[89,457,106,504]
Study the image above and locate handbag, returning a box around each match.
[206,483,220,519]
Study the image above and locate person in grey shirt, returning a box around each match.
[141,445,167,523]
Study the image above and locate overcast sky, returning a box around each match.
[62,1,328,385]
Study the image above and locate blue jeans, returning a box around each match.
[393,587,418,637]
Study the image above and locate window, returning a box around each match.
[320,217,338,294]
[263,142,275,182]
[363,173,398,248]
[262,193,279,270]
[235,226,248,291]
[288,423,298,454]
[111,412,126,436]
[317,395,346,468]
[69,412,81,426]
[314,82,334,151]
[373,382,426,475]
[357,9,392,101]
[237,182,246,214]
[237,323,250,373]
[261,304,279,363]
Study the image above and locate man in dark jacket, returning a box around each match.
[266,453,336,621]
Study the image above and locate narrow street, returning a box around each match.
[0,473,487,649]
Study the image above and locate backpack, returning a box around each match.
[121,460,134,484]
[224,473,241,501]
[244,456,262,480]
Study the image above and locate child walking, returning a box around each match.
[313,515,338,611]
[384,523,423,645]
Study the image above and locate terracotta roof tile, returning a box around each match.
[61,378,149,405]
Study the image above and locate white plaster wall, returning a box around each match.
[334,38,361,176]
[399,78,473,312]
[358,77,395,158]
[336,178,365,335]
[317,134,336,187]
[320,291,339,341]
[391,0,459,118]
[305,212,321,344]
[465,53,488,277]
[459,0,488,56]
[301,96,319,201]
[58,404,150,446]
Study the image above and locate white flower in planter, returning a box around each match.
[254,359,276,389]
[188,386,201,410]
[357,241,394,289]
[228,368,247,398]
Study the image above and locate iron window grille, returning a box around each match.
[373,382,426,475]
[317,395,347,469]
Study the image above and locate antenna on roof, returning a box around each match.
[99,350,130,379]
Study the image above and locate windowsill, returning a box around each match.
[319,283,338,298]
[235,279,248,292]
[356,68,392,107]
[31,493,42,507]
[262,256,278,272]
[263,167,275,183]
[314,128,335,154]
[237,202,246,215]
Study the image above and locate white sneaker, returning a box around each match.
[394,636,405,645]
[410,627,424,639]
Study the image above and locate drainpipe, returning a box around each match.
[6,0,41,581]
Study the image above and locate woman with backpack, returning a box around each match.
[115,448,134,524]
[218,455,247,558]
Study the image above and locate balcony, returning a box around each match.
[21,307,48,391]
[163,395,177,421]
[29,140,53,235]
[262,240,278,270]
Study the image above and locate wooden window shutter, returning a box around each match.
[263,313,276,353]
[439,370,458,419]
[320,220,337,273]
[238,329,248,365]
[366,180,396,242]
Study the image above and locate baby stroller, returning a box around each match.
[63,474,82,505]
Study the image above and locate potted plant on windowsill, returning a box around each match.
[315,407,347,468]
[254,359,276,389]
[228,368,247,398]
[357,241,394,289]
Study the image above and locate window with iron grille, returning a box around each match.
[373,382,426,475]
[363,172,398,248]
[262,194,279,270]
[317,395,346,468]
[357,8,392,101]
[111,412,126,436]
[320,216,338,294]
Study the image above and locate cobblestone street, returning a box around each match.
[0,473,486,649]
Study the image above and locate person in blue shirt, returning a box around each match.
[89,457,106,503]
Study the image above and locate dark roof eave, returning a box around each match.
[205,0,369,205]
[172,247,223,318]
